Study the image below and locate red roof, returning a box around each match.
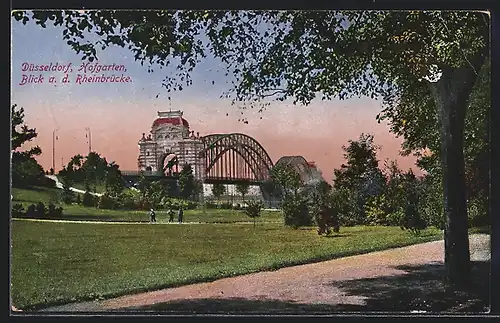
[307,161,317,168]
[152,117,189,128]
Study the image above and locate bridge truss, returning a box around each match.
[200,133,274,183]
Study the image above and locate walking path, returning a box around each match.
[12,218,281,225]
[46,175,103,197]
[39,234,490,313]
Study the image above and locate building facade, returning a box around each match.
[137,110,206,180]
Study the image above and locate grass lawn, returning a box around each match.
[10,220,443,310]
[11,187,283,223]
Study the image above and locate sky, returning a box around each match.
[10,12,420,183]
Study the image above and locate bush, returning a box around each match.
[97,193,116,209]
[82,192,96,207]
[399,203,427,236]
[119,194,137,210]
[39,176,57,188]
[364,195,392,226]
[26,204,37,218]
[328,187,360,227]
[36,202,46,217]
[386,208,405,227]
[12,203,24,217]
[61,186,75,205]
[243,200,263,228]
[75,194,82,205]
[468,196,489,228]
[47,202,63,217]
[283,192,312,228]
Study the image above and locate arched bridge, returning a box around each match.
[200,133,318,185]
[201,133,274,185]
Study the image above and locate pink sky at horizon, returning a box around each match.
[17,96,419,183]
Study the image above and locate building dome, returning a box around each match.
[152,117,189,128]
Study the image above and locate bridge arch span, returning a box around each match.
[201,133,274,182]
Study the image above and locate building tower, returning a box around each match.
[137,110,206,181]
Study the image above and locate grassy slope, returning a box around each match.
[10,220,443,310]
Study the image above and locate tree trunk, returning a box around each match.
[426,56,485,289]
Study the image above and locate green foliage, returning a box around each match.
[178,164,196,199]
[365,195,391,226]
[243,200,263,228]
[413,168,445,230]
[14,202,63,218]
[270,163,301,198]
[75,193,82,205]
[12,204,25,217]
[82,152,108,192]
[119,189,141,209]
[97,193,116,210]
[332,134,386,225]
[14,11,488,108]
[261,178,282,204]
[235,180,251,201]
[82,190,97,207]
[467,196,489,228]
[11,156,45,188]
[11,104,45,188]
[104,161,126,196]
[11,104,40,155]
[330,187,357,227]
[211,183,226,202]
[60,177,76,205]
[35,202,46,216]
[282,191,312,228]
[47,203,63,217]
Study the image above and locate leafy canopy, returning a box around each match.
[12,10,489,115]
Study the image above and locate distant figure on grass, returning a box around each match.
[178,207,184,223]
[149,208,156,223]
[168,208,175,222]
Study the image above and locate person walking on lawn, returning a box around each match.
[168,208,175,222]
[149,208,156,223]
[178,207,184,223]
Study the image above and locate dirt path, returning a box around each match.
[39,234,490,313]
[12,218,280,225]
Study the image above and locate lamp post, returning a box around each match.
[85,127,92,154]
[52,128,59,173]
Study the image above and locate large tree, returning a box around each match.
[14,10,490,288]
[333,133,386,224]
[377,58,491,225]
[11,104,44,187]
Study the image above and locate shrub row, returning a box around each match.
[12,202,63,218]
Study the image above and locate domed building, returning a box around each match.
[137,110,205,180]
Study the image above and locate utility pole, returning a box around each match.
[85,127,92,154]
[52,128,59,172]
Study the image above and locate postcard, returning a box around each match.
[10,9,491,315]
